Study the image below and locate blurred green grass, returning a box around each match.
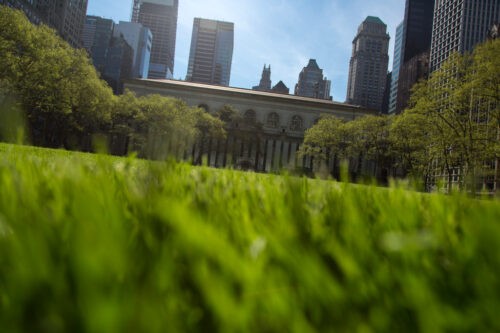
[0,143,499,332]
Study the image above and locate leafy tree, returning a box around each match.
[0,7,114,150]
[406,40,499,192]
[345,115,392,182]
[389,105,436,187]
[299,116,348,177]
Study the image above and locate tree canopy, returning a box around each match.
[0,6,224,159]
[301,39,499,192]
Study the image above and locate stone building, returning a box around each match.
[125,79,375,173]
[294,59,331,100]
[253,65,272,91]
[346,16,390,112]
[132,0,178,79]
[186,18,234,86]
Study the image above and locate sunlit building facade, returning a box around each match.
[186,18,234,86]
[132,0,178,79]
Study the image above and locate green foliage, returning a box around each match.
[302,40,499,191]
[110,92,224,160]
[0,7,224,160]
[0,6,114,149]
[404,40,500,191]
[300,115,392,181]
[0,143,499,332]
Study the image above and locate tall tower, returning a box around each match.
[253,65,271,91]
[114,21,153,79]
[430,0,500,72]
[294,59,331,100]
[388,22,404,114]
[0,0,89,48]
[186,18,234,86]
[82,16,114,72]
[346,16,390,111]
[132,0,179,79]
[395,0,435,114]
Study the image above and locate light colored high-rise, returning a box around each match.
[346,16,390,111]
[388,22,404,114]
[131,0,178,79]
[114,21,152,79]
[294,59,331,100]
[430,0,500,72]
[186,18,234,87]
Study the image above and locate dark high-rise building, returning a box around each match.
[82,16,114,72]
[395,0,435,113]
[186,18,234,86]
[132,0,178,79]
[253,65,272,91]
[381,72,392,114]
[294,59,331,100]
[82,15,134,94]
[430,0,500,72]
[346,16,390,111]
[388,22,404,114]
[1,0,89,48]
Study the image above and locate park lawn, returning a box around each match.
[0,143,499,332]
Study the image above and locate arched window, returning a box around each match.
[290,115,303,131]
[244,109,256,124]
[198,104,209,112]
[267,112,280,128]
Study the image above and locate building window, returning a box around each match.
[290,115,303,131]
[244,109,256,124]
[266,112,280,128]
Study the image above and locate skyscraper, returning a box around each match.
[132,0,178,79]
[186,18,234,86]
[114,21,152,79]
[82,16,114,72]
[81,15,135,94]
[1,0,89,48]
[395,0,435,113]
[103,35,134,94]
[253,65,271,91]
[346,16,390,111]
[294,59,331,100]
[430,0,500,72]
[388,22,404,114]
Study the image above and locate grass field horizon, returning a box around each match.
[1,142,500,332]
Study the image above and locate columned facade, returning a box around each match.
[125,79,375,173]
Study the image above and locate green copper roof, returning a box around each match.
[365,16,385,25]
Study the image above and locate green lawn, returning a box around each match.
[0,143,499,332]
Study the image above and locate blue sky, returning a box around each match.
[87,0,405,102]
